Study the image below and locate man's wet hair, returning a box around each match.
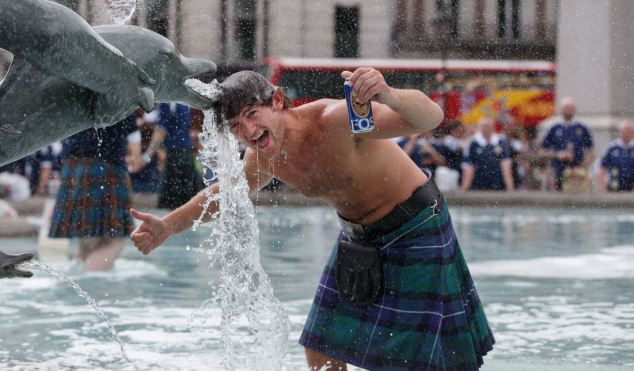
[217,70,292,122]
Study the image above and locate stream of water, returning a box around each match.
[19,260,136,369]
[184,79,290,369]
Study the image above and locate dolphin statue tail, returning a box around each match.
[0,251,34,279]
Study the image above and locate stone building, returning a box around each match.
[0,1,558,76]
[2,0,631,151]
[60,0,559,64]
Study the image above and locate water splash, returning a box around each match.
[104,0,137,25]
[19,260,137,370]
[185,79,291,370]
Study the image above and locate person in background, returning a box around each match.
[188,107,217,185]
[521,125,549,190]
[438,120,465,179]
[129,110,163,193]
[397,134,425,168]
[397,131,446,174]
[142,102,204,208]
[49,115,140,272]
[0,142,63,197]
[540,97,594,191]
[597,120,634,192]
[460,117,515,191]
[505,116,528,190]
[31,142,63,197]
[0,157,29,183]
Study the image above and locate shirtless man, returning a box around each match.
[130,68,494,370]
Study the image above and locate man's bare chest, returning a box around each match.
[273,140,355,197]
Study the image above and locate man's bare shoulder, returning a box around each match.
[295,98,343,112]
[292,98,346,129]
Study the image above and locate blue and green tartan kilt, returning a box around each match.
[49,157,134,238]
[299,201,494,370]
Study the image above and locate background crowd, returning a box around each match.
[1,97,633,210]
[0,104,211,203]
[396,96,633,193]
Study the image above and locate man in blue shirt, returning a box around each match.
[460,117,515,191]
[142,103,204,208]
[397,131,447,173]
[598,120,634,192]
[540,97,594,191]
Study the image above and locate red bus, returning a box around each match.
[265,57,556,127]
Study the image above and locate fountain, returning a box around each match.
[0,0,217,166]
[1,1,290,368]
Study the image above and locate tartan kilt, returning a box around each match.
[49,157,134,238]
[299,201,494,370]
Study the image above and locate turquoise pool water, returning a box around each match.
[1,205,633,370]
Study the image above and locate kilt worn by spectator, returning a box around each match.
[300,182,494,370]
[49,116,138,271]
[49,157,134,238]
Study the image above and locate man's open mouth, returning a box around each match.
[253,130,270,149]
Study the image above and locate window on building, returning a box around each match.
[146,0,169,38]
[511,0,521,39]
[450,0,460,38]
[497,0,506,38]
[435,0,459,39]
[498,0,521,39]
[235,0,257,60]
[335,6,359,58]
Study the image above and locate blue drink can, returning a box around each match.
[344,79,374,133]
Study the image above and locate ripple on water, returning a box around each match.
[487,297,634,364]
[470,245,634,279]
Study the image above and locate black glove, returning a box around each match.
[0,251,33,279]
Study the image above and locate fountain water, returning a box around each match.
[185,79,291,369]
[104,0,138,25]
[19,259,137,369]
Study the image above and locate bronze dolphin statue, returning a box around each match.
[0,0,155,125]
[0,0,216,165]
[0,17,217,166]
[0,251,33,279]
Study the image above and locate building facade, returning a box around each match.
[67,0,560,63]
[0,0,558,78]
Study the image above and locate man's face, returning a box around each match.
[227,104,280,157]
[619,122,634,143]
[560,101,576,121]
[479,119,494,138]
